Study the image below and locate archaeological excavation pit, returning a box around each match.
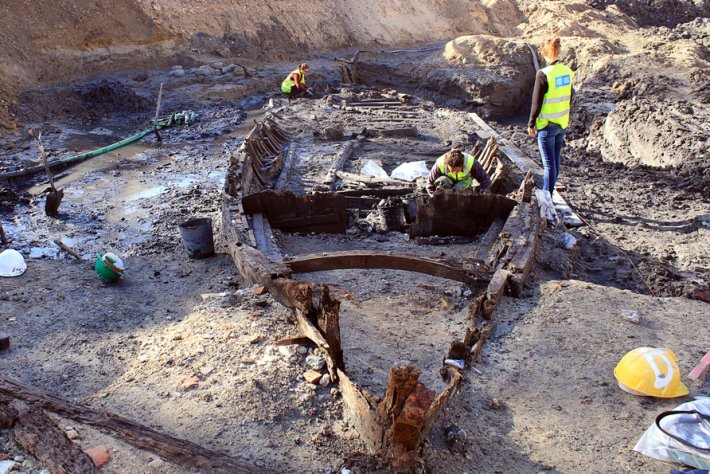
[222,87,542,466]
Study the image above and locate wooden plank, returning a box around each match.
[241,190,348,234]
[13,407,99,474]
[337,369,383,452]
[316,285,345,371]
[468,113,541,173]
[420,368,462,443]
[482,269,511,318]
[286,251,491,286]
[344,196,379,209]
[0,376,267,474]
[412,193,517,238]
[470,322,496,364]
[274,144,297,192]
[336,187,413,198]
[474,217,507,262]
[552,190,584,228]
[271,213,344,233]
[320,141,358,191]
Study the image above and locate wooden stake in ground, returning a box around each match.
[29,130,64,217]
[0,221,7,245]
[53,238,82,261]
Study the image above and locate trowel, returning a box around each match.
[29,129,64,217]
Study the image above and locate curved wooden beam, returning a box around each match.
[285,251,490,285]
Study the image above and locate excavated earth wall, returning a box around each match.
[0,0,524,129]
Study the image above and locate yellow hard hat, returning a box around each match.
[614,347,689,398]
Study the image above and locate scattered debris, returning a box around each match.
[444,359,465,370]
[621,309,641,324]
[560,232,577,250]
[306,355,326,370]
[304,370,323,384]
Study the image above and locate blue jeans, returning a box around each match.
[537,124,565,193]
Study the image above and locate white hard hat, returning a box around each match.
[0,249,27,277]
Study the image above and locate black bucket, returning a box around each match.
[178,217,215,259]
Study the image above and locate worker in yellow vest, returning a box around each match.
[281,63,310,96]
[528,37,574,195]
[426,146,491,196]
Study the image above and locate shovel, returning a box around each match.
[29,129,64,217]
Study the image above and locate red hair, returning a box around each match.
[541,37,561,61]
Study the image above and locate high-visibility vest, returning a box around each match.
[437,153,476,185]
[536,63,573,130]
[281,69,306,93]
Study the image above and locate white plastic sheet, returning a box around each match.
[634,397,710,469]
[390,161,429,181]
[360,160,388,179]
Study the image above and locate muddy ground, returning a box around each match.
[1,1,709,473]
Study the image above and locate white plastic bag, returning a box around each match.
[560,232,577,249]
[360,160,388,179]
[390,161,429,181]
[634,397,710,469]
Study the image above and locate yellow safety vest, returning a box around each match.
[437,153,475,184]
[281,69,306,93]
[536,63,573,130]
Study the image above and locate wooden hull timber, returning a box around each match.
[222,108,543,469]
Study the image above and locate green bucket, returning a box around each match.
[95,253,124,284]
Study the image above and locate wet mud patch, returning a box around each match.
[1,104,245,259]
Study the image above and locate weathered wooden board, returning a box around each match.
[0,376,266,474]
[242,190,348,234]
[286,250,491,286]
[13,407,99,474]
[412,192,517,238]
[337,369,383,452]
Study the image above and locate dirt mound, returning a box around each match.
[17,79,154,123]
[587,0,709,27]
[591,98,709,169]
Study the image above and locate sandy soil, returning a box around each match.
[1,1,709,473]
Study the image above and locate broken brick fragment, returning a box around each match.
[180,376,200,390]
[85,445,111,468]
[303,370,323,384]
[253,286,268,296]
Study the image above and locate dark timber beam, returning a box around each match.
[286,251,490,286]
[0,376,267,474]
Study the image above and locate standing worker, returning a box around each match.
[426,146,491,197]
[281,63,311,96]
[527,37,574,196]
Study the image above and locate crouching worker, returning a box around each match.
[281,63,311,97]
[426,147,491,197]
